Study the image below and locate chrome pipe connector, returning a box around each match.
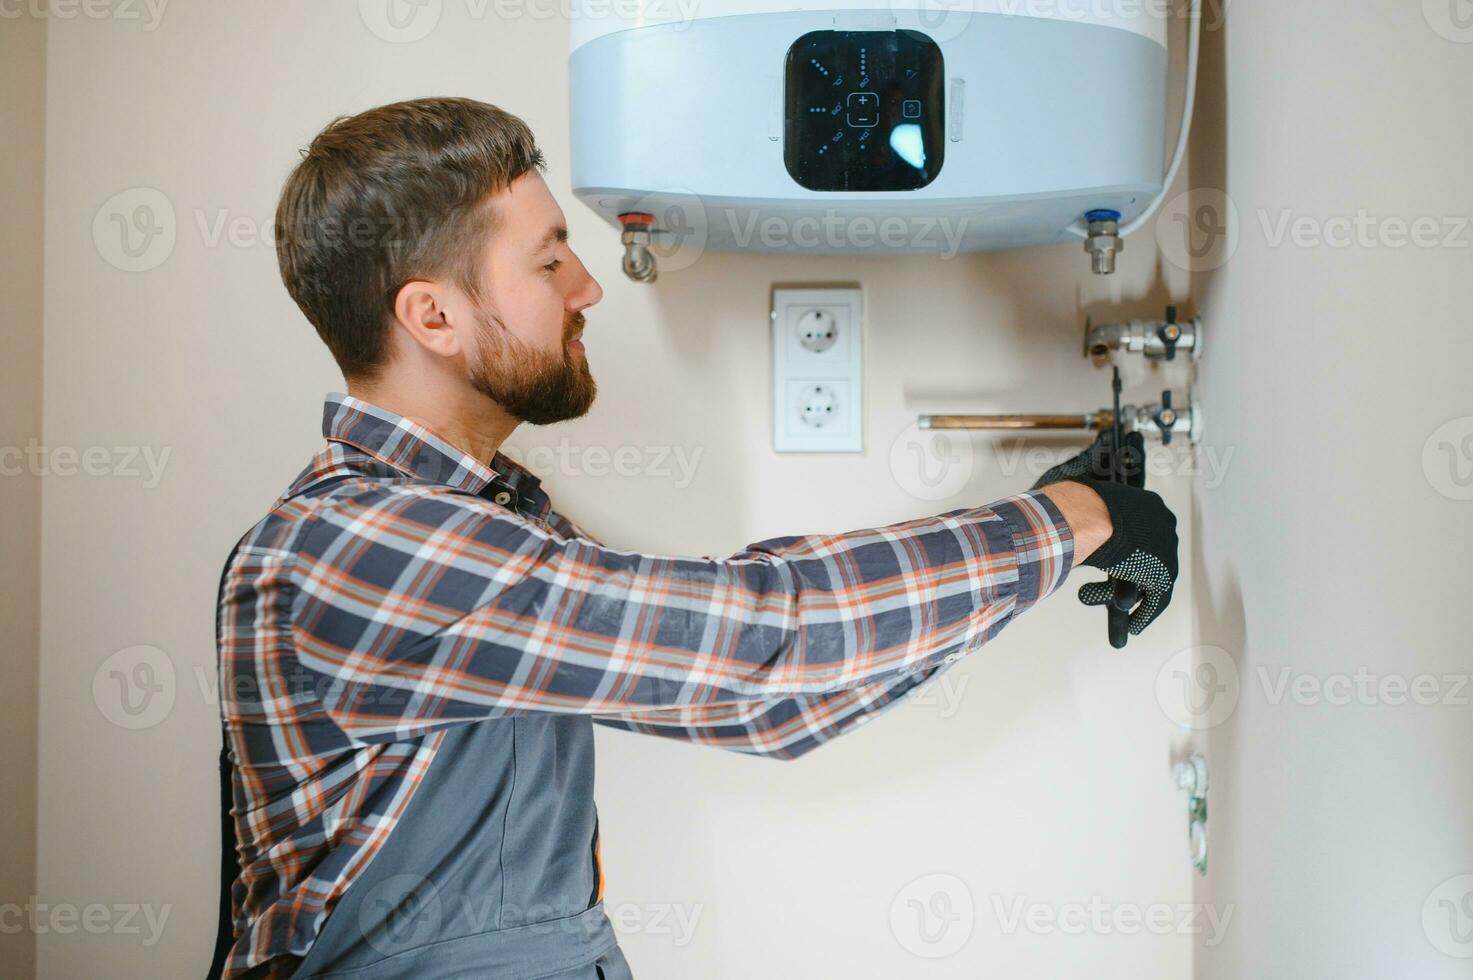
[1085,307,1203,363]
[1083,210,1124,275]
[916,394,1199,444]
[618,212,658,283]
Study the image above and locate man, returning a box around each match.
[210,97,1177,979]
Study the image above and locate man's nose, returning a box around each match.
[568,250,603,310]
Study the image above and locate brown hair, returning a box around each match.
[275,97,545,380]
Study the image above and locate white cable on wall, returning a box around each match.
[1066,0,1203,240]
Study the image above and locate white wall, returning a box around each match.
[37,4,1200,977]
[1188,3,1473,978]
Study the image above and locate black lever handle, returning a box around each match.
[1103,366,1135,650]
[1153,390,1177,446]
[1156,304,1181,362]
[1108,580,1139,649]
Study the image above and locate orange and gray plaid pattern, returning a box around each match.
[215,392,1074,975]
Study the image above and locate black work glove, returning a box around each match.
[1031,430,1177,636]
[1031,429,1147,491]
[1071,479,1179,635]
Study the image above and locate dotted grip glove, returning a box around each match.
[1071,479,1179,635]
[1031,430,1177,636]
[1032,429,1147,490]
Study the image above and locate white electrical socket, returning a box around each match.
[772,287,863,452]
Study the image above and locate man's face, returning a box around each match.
[461,171,603,425]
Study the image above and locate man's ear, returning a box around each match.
[391,279,464,359]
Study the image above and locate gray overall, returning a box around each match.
[288,715,634,979]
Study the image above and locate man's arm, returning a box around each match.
[543,505,960,758]
[574,484,1109,759]
[592,669,949,759]
[545,485,1106,556]
[287,484,1088,745]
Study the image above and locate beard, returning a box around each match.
[466,305,596,425]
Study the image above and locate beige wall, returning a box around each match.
[0,12,46,980]
[1189,3,1473,978]
[37,4,1201,977]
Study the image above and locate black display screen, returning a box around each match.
[783,30,946,192]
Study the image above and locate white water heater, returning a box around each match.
[569,1,1187,277]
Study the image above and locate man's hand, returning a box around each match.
[1038,481,1113,562]
[1033,429,1179,636]
[1032,429,1147,491]
[1071,479,1179,635]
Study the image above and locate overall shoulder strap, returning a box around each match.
[207,524,251,980]
[208,468,361,979]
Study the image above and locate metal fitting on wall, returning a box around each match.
[917,390,1200,445]
[1083,209,1124,275]
[1085,305,1202,363]
[618,212,658,283]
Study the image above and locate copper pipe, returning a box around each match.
[919,411,1112,432]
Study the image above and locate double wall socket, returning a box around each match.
[771,287,863,453]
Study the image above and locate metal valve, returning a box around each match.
[918,394,1196,444]
[1157,305,1182,361]
[1083,307,1202,364]
[617,212,658,283]
[1153,390,1178,445]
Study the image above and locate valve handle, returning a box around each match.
[1108,580,1139,648]
[1103,366,1135,650]
[1157,304,1181,362]
[1154,390,1176,446]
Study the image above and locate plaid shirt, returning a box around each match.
[216,392,1075,976]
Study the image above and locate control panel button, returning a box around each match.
[846,90,878,127]
[784,29,946,191]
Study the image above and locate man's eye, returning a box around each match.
[543,259,562,274]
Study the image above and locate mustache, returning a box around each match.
[565,311,585,341]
